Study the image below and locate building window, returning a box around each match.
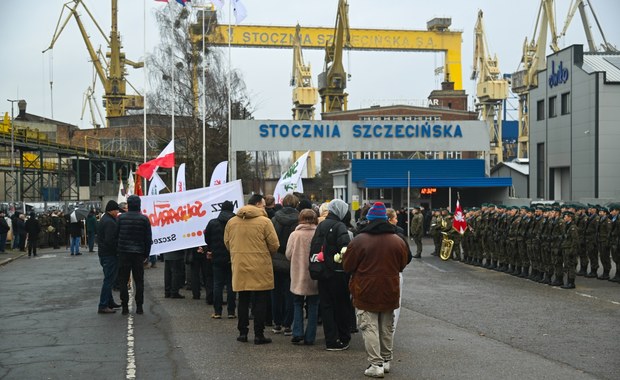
[362,152,371,159]
[372,151,381,159]
[445,151,462,159]
[549,96,557,118]
[403,116,412,121]
[561,92,570,115]
[537,100,545,120]
[537,143,545,198]
[383,152,391,159]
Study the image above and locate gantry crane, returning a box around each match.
[44,0,144,124]
[560,0,618,53]
[471,10,508,168]
[511,0,559,159]
[290,23,319,176]
[317,0,351,114]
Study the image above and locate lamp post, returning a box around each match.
[6,99,23,206]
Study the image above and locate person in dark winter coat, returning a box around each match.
[69,217,83,256]
[204,200,236,318]
[97,200,121,314]
[0,211,9,253]
[270,194,299,335]
[116,195,152,315]
[24,212,41,257]
[86,210,98,252]
[309,199,353,351]
[343,202,409,378]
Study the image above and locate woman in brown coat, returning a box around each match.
[286,209,319,345]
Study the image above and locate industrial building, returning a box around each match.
[528,44,620,202]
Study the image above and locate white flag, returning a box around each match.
[210,161,228,186]
[126,170,135,197]
[211,0,224,9]
[273,151,309,204]
[233,0,247,24]
[176,163,186,192]
[117,179,127,204]
[148,169,168,196]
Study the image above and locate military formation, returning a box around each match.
[428,202,620,289]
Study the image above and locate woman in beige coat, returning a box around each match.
[285,209,320,345]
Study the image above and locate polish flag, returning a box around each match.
[453,199,467,234]
[136,140,175,180]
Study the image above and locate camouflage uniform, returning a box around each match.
[560,213,579,288]
[597,210,612,279]
[576,210,589,275]
[517,209,532,277]
[584,210,600,277]
[507,209,521,275]
[609,206,620,283]
[550,212,565,286]
[410,210,424,257]
[429,212,441,256]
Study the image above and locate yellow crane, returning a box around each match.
[190,23,463,93]
[471,10,508,167]
[511,0,559,159]
[317,0,351,114]
[290,23,319,176]
[43,0,144,124]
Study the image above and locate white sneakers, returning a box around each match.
[383,361,391,373]
[364,364,384,378]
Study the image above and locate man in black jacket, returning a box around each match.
[204,200,236,319]
[97,200,120,314]
[24,212,41,257]
[117,195,152,315]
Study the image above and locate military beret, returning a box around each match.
[481,203,488,207]
[563,211,575,217]
[609,203,620,211]
[553,207,561,212]
[487,203,496,208]
[599,206,609,213]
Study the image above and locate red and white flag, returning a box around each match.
[136,140,175,180]
[453,199,467,234]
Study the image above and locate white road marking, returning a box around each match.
[126,285,136,379]
[575,292,620,307]
[35,254,57,259]
[424,262,447,273]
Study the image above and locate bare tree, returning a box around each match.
[146,5,252,190]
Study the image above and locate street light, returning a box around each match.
[6,99,24,206]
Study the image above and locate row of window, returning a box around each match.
[339,151,463,160]
[359,115,442,121]
[536,92,570,121]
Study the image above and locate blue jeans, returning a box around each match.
[99,256,118,309]
[271,272,294,328]
[70,236,81,254]
[293,294,319,344]
[213,263,235,315]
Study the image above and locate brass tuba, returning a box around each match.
[440,232,454,261]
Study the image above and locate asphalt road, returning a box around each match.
[0,240,618,380]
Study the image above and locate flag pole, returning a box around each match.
[227,0,232,182]
[201,2,207,188]
[170,3,176,192]
[143,0,147,194]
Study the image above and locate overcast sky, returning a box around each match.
[1,0,619,128]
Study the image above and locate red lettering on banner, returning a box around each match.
[146,201,207,227]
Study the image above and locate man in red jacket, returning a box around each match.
[343,202,409,378]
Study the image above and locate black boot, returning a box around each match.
[511,265,521,276]
[561,278,576,289]
[534,270,543,282]
[549,274,563,286]
[490,260,498,270]
[597,271,610,280]
[576,266,587,276]
[609,273,620,283]
[528,269,538,281]
[519,266,529,278]
[541,272,551,284]
[585,270,598,278]
[136,304,144,314]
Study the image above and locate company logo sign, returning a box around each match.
[548,61,569,88]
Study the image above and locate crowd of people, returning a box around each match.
[426,202,620,290]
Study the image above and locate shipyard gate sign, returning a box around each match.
[230,120,490,178]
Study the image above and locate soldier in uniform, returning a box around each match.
[409,206,424,258]
[506,207,520,275]
[538,207,552,284]
[584,205,600,278]
[441,209,460,261]
[608,203,620,283]
[575,206,589,276]
[496,206,509,272]
[529,206,544,282]
[560,211,579,289]
[518,207,533,278]
[429,209,442,256]
[597,206,612,280]
[549,208,565,287]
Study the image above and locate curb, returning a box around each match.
[0,252,28,267]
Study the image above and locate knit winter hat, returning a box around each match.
[366,202,387,221]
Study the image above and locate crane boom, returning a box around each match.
[472,10,508,168]
[43,0,144,123]
[317,0,351,114]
